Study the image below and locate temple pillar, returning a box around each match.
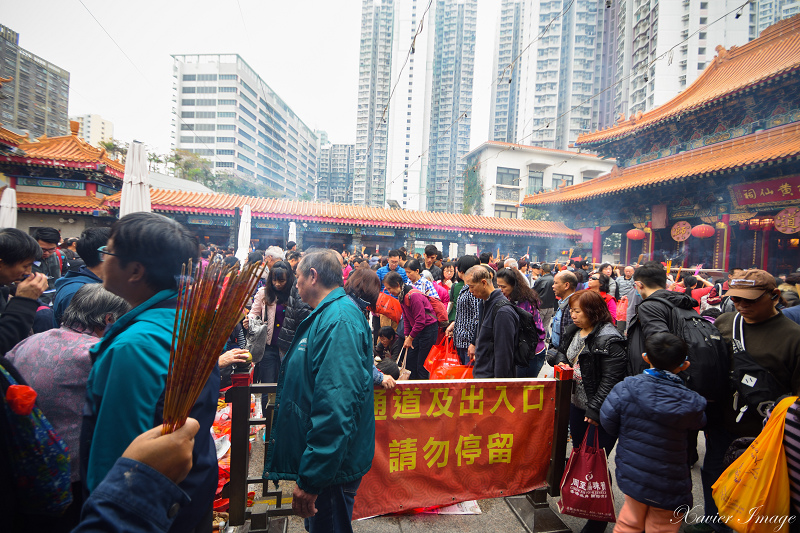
[592,226,602,265]
[761,226,771,271]
[351,228,362,255]
[713,215,731,271]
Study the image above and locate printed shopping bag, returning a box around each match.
[557,429,616,522]
[712,395,797,533]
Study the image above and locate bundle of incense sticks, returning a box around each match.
[162,259,265,434]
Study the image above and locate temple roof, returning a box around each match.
[103,188,581,239]
[0,123,28,148]
[0,121,125,179]
[576,14,800,147]
[522,121,800,206]
[16,191,105,214]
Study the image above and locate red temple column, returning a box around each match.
[646,222,655,261]
[592,226,602,264]
[713,215,731,271]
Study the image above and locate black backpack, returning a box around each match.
[647,297,730,401]
[491,300,544,368]
[729,313,789,421]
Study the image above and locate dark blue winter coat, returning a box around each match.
[600,373,707,510]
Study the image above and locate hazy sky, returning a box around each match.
[3,0,500,156]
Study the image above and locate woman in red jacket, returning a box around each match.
[588,272,617,324]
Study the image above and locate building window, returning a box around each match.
[698,47,706,55]
[494,205,518,218]
[182,87,196,93]
[552,173,573,188]
[700,1,708,7]
[698,62,706,70]
[527,170,543,194]
[197,74,217,81]
[182,74,196,81]
[496,167,520,186]
[217,149,235,156]
[216,161,235,167]
[181,111,195,118]
[216,137,235,143]
[218,112,235,118]
[217,124,235,130]
[219,86,237,93]
[219,74,238,81]
[181,99,196,106]
[699,32,707,40]
[196,86,217,93]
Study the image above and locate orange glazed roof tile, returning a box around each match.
[0,124,28,148]
[522,121,800,206]
[17,192,105,214]
[576,15,800,147]
[103,188,581,239]
[4,122,125,178]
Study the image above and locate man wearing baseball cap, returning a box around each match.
[698,269,800,533]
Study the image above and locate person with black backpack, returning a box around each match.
[626,261,730,533]
[496,268,547,377]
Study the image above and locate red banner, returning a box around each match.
[731,175,800,207]
[353,379,556,519]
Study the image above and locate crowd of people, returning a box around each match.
[1,219,800,532]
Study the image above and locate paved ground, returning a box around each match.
[247,388,706,533]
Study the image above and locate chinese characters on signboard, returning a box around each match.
[671,221,692,242]
[353,380,555,520]
[775,207,800,235]
[731,175,800,207]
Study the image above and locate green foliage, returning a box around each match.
[522,207,552,221]
[99,139,128,163]
[462,167,483,215]
[167,149,281,198]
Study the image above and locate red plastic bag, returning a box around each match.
[557,430,616,522]
[425,338,472,379]
[424,337,460,373]
[374,292,402,323]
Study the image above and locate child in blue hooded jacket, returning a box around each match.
[600,332,707,533]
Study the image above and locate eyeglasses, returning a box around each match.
[97,245,121,262]
[40,245,57,253]
[590,276,600,281]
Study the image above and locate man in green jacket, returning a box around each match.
[264,248,374,533]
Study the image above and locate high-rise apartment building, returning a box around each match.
[317,143,355,204]
[69,113,114,147]
[492,0,611,150]
[614,0,750,119]
[172,54,317,197]
[489,0,526,143]
[425,0,477,213]
[750,0,800,38]
[0,24,69,139]
[357,0,476,213]
[354,0,395,207]
[385,0,435,212]
[490,1,754,149]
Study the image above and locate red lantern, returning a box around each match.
[691,224,715,239]
[626,228,646,241]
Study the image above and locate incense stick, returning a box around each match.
[162,259,265,434]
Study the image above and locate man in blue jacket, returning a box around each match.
[82,213,218,533]
[264,248,374,533]
[53,227,110,325]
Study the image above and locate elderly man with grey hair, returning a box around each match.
[5,283,130,528]
[264,248,375,532]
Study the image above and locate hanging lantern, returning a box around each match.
[691,224,716,239]
[627,228,646,241]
